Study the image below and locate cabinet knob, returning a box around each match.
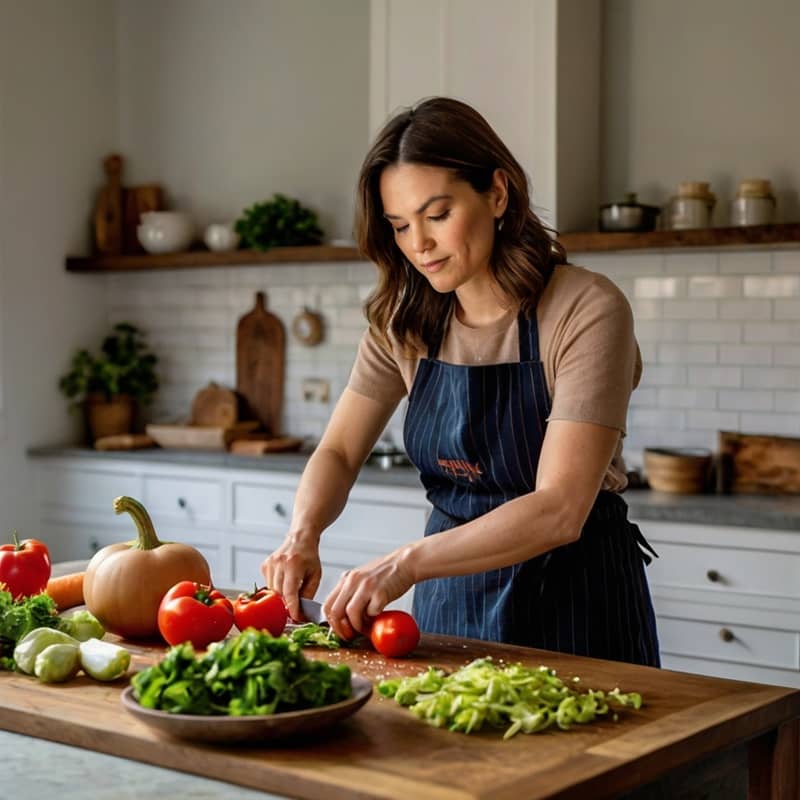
[274,502,287,518]
[177,497,187,509]
[719,628,735,643]
[706,569,721,583]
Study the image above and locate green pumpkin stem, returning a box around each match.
[113,496,162,550]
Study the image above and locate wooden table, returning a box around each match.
[1,630,799,800]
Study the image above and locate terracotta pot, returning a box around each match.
[85,394,134,442]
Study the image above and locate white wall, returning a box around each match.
[116,0,369,241]
[602,0,800,223]
[0,0,116,534]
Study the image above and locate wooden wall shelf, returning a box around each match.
[557,223,800,254]
[65,224,800,272]
[65,244,363,273]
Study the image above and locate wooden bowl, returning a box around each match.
[644,447,713,494]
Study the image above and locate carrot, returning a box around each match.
[46,571,85,610]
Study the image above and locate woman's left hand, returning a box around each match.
[322,547,416,640]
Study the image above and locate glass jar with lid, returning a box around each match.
[731,179,776,226]
[667,181,716,230]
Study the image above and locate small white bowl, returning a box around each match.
[137,212,194,254]
[204,223,240,252]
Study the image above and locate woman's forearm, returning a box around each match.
[401,486,586,582]
[288,445,361,541]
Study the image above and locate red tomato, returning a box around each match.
[368,610,420,658]
[157,580,234,649]
[233,587,288,637]
[0,533,51,599]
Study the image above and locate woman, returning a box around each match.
[262,97,660,666]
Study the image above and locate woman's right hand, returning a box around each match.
[260,531,322,623]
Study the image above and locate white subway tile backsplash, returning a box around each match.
[772,252,800,273]
[719,344,772,365]
[657,343,717,364]
[719,389,773,411]
[719,299,771,320]
[774,299,800,319]
[742,367,800,390]
[745,321,800,343]
[739,413,800,436]
[638,365,687,387]
[687,321,742,343]
[688,275,742,298]
[775,392,800,413]
[664,252,719,275]
[657,387,717,409]
[774,346,800,366]
[633,277,684,299]
[663,299,718,320]
[688,366,741,387]
[744,275,800,298]
[686,409,739,430]
[719,252,772,274]
[106,249,800,445]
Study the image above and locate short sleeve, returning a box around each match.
[347,328,409,405]
[545,273,640,434]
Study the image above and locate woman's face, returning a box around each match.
[379,163,507,296]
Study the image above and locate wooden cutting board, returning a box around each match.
[718,430,800,494]
[1,634,799,799]
[236,291,285,436]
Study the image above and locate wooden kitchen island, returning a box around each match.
[1,631,798,800]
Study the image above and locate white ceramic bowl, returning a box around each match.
[204,223,240,252]
[137,212,194,254]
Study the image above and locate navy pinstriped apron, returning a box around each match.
[405,305,661,667]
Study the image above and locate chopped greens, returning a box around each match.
[0,589,59,670]
[288,622,345,649]
[131,628,352,716]
[378,657,643,739]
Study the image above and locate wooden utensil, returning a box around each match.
[191,382,241,428]
[236,291,285,436]
[93,433,155,451]
[93,154,124,256]
[229,436,304,456]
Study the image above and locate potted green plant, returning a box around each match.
[234,193,324,250]
[59,322,159,442]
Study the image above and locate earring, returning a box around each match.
[497,217,505,232]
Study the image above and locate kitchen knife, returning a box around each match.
[299,597,328,625]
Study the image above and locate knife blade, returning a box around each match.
[299,597,328,625]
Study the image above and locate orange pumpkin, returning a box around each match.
[83,495,211,639]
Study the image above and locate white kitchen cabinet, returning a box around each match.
[32,455,429,614]
[631,517,800,688]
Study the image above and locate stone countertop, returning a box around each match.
[28,445,800,532]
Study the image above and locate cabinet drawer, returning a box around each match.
[327,500,428,550]
[232,483,295,530]
[39,466,140,513]
[658,616,800,670]
[143,475,223,523]
[648,541,800,600]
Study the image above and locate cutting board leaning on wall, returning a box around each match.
[236,291,285,437]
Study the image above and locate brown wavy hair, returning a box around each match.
[355,96,567,354]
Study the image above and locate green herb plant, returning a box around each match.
[58,322,159,409]
[131,628,352,716]
[378,657,643,739]
[235,193,324,251]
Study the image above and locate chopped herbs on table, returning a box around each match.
[288,622,345,649]
[378,657,643,739]
[131,628,352,716]
[0,589,59,670]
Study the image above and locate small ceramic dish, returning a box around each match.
[120,675,372,743]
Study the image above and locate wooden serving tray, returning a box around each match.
[145,421,259,451]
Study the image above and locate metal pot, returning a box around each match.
[599,193,660,232]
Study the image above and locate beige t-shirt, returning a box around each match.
[348,263,641,492]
